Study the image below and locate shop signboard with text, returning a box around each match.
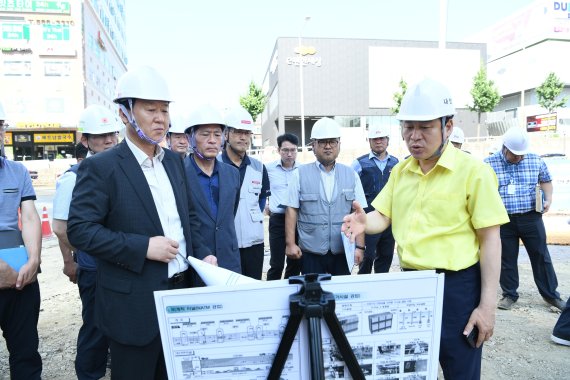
[33,133,74,143]
[0,1,71,14]
[527,113,557,132]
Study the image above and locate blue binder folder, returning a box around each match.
[0,246,28,271]
[0,230,28,271]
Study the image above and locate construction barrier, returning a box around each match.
[41,206,53,239]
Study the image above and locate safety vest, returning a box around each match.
[356,153,398,213]
[297,163,355,255]
[67,164,97,271]
[234,158,264,248]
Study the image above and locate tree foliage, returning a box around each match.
[239,81,266,121]
[468,66,501,123]
[390,78,407,115]
[536,72,569,114]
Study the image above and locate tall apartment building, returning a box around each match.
[0,0,127,161]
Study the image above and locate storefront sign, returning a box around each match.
[287,45,322,67]
[15,122,61,129]
[26,17,75,26]
[0,1,71,14]
[34,133,74,143]
[527,113,557,132]
[3,60,32,76]
[38,46,76,56]
[553,2,569,18]
[3,131,11,145]
[43,24,70,40]
[1,47,32,54]
[286,56,322,67]
[294,45,317,56]
[1,23,30,40]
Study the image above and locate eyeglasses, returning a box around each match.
[280,148,297,154]
[315,139,339,148]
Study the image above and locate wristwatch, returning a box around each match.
[355,245,365,251]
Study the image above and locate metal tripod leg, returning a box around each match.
[268,274,365,380]
[267,309,303,379]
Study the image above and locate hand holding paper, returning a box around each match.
[341,200,367,242]
[178,253,259,286]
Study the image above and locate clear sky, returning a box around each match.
[124,0,536,114]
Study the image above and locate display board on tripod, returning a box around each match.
[154,271,444,379]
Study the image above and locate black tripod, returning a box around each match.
[268,273,365,380]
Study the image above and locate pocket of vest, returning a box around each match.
[248,182,262,195]
[342,190,355,201]
[299,192,320,214]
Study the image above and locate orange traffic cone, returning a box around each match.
[41,206,53,238]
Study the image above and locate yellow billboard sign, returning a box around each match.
[16,122,62,128]
[34,133,74,143]
[3,131,12,145]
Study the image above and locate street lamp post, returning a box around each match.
[299,16,311,152]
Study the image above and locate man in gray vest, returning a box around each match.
[285,117,367,275]
[220,106,270,280]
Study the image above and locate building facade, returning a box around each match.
[260,37,486,150]
[0,0,126,161]
[472,0,570,135]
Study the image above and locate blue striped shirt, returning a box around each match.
[484,151,551,214]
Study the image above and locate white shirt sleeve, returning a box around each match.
[52,171,77,221]
[284,169,301,209]
[354,172,368,208]
[351,159,362,175]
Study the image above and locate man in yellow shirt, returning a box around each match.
[342,78,509,379]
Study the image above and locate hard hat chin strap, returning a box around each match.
[119,100,164,145]
[426,116,449,160]
[189,130,224,161]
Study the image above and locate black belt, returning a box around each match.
[168,270,188,286]
[508,211,535,217]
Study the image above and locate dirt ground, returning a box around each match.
[1,236,569,380]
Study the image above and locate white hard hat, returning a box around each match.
[78,105,121,134]
[503,127,530,155]
[368,125,390,139]
[184,104,226,134]
[311,117,342,139]
[113,66,172,103]
[167,113,186,134]
[225,106,254,132]
[397,78,456,121]
[0,101,5,120]
[449,127,465,144]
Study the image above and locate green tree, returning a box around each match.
[468,66,501,138]
[390,78,407,115]
[536,72,569,114]
[239,81,266,121]
[468,66,501,124]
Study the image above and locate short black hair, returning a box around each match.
[75,142,88,159]
[277,133,299,148]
